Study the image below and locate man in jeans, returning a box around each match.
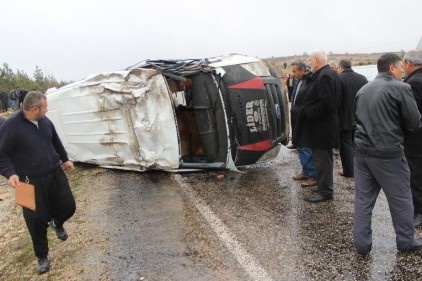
[290,59,317,187]
[353,53,422,254]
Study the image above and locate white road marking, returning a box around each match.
[174,174,273,281]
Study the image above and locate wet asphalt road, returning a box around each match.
[79,146,422,280]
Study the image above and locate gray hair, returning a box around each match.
[404,50,422,66]
[329,60,338,68]
[311,50,328,64]
[291,59,307,70]
[23,91,46,111]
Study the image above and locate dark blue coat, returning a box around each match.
[0,111,69,178]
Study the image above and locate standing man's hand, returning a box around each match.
[62,160,75,171]
[8,175,19,188]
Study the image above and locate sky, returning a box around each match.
[1,0,421,82]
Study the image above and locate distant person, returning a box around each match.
[0,90,9,112]
[290,59,317,187]
[337,60,368,178]
[0,91,76,274]
[403,50,422,228]
[291,50,341,203]
[18,90,28,108]
[284,73,296,102]
[9,89,18,110]
[353,53,422,254]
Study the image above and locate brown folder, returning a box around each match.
[15,182,36,211]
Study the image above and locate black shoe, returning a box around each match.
[413,239,422,250]
[356,247,372,256]
[414,213,422,228]
[37,257,50,274]
[287,144,297,149]
[399,239,422,252]
[49,220,68,241]
[306,193,333,203]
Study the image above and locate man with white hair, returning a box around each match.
[290,50,341,203]
[403,50,422,227]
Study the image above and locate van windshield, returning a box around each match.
[240,61,271,77]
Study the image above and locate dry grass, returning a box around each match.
[264,52,395,78]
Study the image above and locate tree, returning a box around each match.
[0,63,69,92]
[33,65,45,89]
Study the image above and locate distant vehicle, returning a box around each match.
[46,54,290,172]
[353,64,377,81]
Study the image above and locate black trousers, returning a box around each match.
[339,130,354,177]
[21,167,76,259]
[407,157,422,215]
[312,148,334,196]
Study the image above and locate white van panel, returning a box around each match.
[46,69,180,170]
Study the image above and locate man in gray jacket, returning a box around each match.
[353,53,422,254]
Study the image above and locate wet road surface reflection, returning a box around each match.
[175,146,422,280]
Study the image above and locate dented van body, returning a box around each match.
[46,54,289,171]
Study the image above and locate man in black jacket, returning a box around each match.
[0,91,76,274]
[337,60,368,178]
[403,50,422,227]
[353,53,422,254]
[291,50,341,203]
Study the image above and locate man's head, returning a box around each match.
[338,60,352,73]
[291,59,307,80]
[23,91,48,121]
[403,50,422,77]
[329,60,338,72]
[377,53,404,80]
[309,50,328,73]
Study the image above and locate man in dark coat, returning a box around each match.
[337,60,368,178]
[291,50,341,203]
[403,50,422,227]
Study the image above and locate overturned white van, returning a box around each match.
[46,54,289,171]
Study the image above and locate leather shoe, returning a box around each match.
[339,170,354,178]
[301,177,317,187]
[293,172,308,181]
[356,247,372,256]
[37,257,50,274]
[306,193,333,203]
[399,238,422,252]
[414,213,422,228]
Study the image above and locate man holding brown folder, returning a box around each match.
[0,91,76,274]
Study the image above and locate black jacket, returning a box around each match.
[291,64,340,149]
[290,71,312,142]
[338,68,368,131]
[0,111,69,178]
[354,73,421,158]
[404,67,422,157]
